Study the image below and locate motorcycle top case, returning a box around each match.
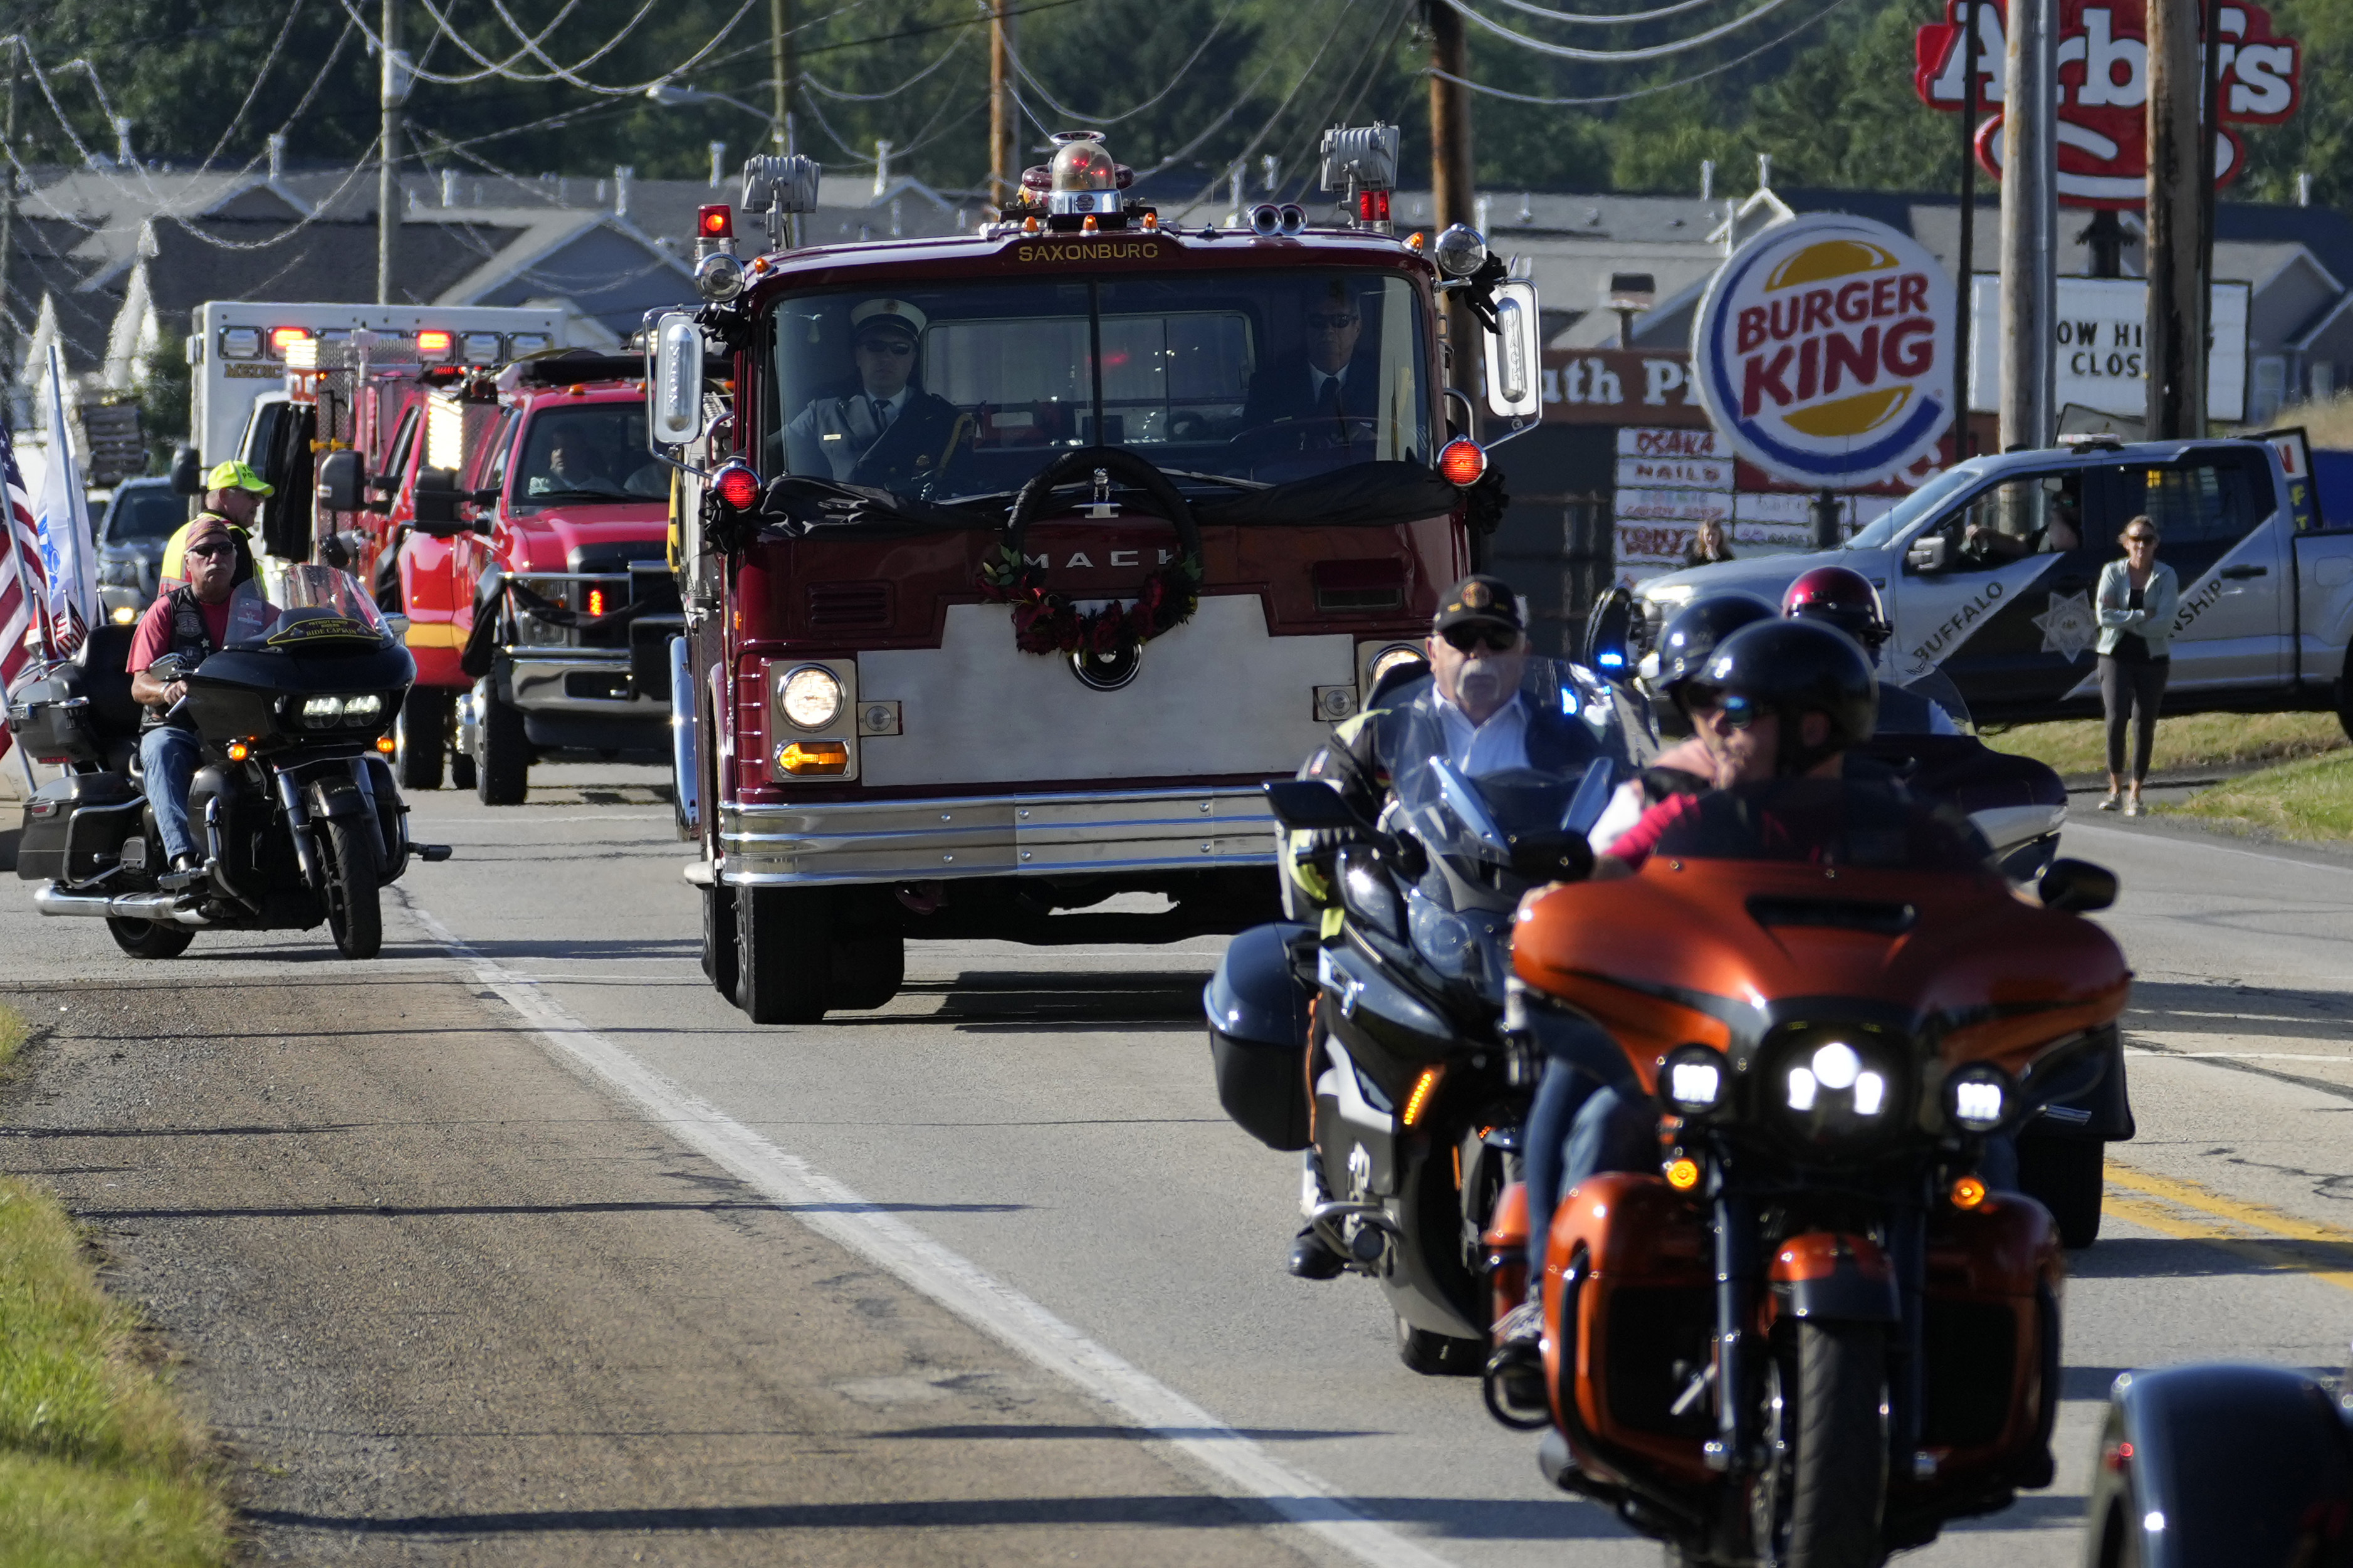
[17,772,142,884]
[1205,921,1315,1151]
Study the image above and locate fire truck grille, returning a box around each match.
[808,582,894,632]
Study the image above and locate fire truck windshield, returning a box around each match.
[764,270,1431,501]
[513,405,666,510]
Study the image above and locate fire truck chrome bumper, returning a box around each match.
[504,651,668,717]
[717,788,1279,886]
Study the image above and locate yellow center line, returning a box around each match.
[2104,1159,2353,1292]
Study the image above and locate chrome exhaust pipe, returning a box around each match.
[31,886,209,925]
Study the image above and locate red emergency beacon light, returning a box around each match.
[415,328,454,360]
[1438,437,1487,487]
[1358,190,1391,223]
[712,461,760,512]
[268,325,310,356]
[698,205,734,242]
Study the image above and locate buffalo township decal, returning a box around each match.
[2032,590,2098,661]
[1691,214,1956,490]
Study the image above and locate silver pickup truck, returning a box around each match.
[1635,434,2353,731]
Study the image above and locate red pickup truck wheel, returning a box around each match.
[396,687,449,792]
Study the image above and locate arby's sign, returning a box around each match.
[1915,1,2302,209]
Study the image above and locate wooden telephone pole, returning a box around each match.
[989,1,1015,215]
[770,0,794,153]
[377,0,401,305]
[1426,1,1478,407]
[2146,0,2206,438]
[1998,0,2055,451]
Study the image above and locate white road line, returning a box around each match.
[390,888,1455,1568]
[2065,818,2353,875]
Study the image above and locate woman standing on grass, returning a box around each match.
[2097,515,2178,815]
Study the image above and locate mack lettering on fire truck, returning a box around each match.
[649,127,1553,1025]
[280,331,679,805]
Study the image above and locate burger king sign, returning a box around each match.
[1692,214,1956,491]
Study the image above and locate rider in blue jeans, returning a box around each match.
[127,504,253,875]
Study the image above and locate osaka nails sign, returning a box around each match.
[1692,214,1955,490]
[1915,1,2302,210]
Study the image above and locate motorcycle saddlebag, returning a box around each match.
[18,772,142,883]
[5,667,107,769]
[1204,921,1315,1151]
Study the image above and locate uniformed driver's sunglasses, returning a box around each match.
[1682,686,1758,729]
[856,337,915,356]
[1440,624,1517,653]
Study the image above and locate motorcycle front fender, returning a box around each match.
[1768,1231,1900,1323]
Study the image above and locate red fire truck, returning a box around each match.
[314,350,678,802]
[652,128,1543,1023]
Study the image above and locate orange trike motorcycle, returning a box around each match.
[1489,780,2129,1566]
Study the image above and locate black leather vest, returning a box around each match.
[142,586,223,731]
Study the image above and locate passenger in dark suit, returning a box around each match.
[1241,282,1380,430]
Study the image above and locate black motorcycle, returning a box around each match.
[1207,657,1636,1374]
[9,565,447,959]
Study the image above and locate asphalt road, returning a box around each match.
[7,763,2353,1564]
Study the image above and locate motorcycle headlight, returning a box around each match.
[297,693,387,729]
[1337,847,1402,941]
[1407,897,1475,977]
[1660,1043,1729,1114]
[1943,1064,2011,1132]
[1777,1037,1896,1139]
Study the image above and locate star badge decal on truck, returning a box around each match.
[2033,590,2097,661]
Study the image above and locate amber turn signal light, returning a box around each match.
[1950,1175,1988,1210]
[375,734,397,755]
[1665,1157,1702,1191]
[1402,1066,1444,1127]
[775,740,849,775]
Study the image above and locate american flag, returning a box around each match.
[0,432,51,766]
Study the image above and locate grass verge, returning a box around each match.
[1981,709,2346,778]
[2163,748,2353,842]
[0,1001,231,1567]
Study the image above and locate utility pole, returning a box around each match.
[989,1,1015,215]
[1426,1,1478,406]
[377,0,402,306]
[1953,0,1978,459]
[769,0,793,153]
[0,38,19,380]
[2146,0,2204,437]
[1997,0,2055,452]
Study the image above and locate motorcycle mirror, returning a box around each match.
[2038,857,2117,914]
[1561,758,1617,835]
[168,444,203,495]
[1582,587,1635,681]
[1262,778,1368,834]
[1511,834,1594,884]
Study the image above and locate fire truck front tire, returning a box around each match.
[396,687,449,791]
[475,688,530,806]
[703,882,740,999]
[734,886,831,1024]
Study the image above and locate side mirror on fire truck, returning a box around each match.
[168,444,202,496]
[315,449,364,513]
[648,313,705,449]
[412,468,468,537]
[1483,278,1542,421]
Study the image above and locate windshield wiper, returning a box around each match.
[1155,468,1268,491]
[518,487,637,504]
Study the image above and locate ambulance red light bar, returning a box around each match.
[415,328,455,360]
[1437,438,1487,487]
[698,206,733,241]
[268,326,310,357]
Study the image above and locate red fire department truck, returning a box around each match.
[313,349,679,802]
[652,128,1543,1023]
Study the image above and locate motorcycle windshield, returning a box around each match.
[1879,667,1973,735]
[223,567,391,650]
[1375,659,1644,865]
[1643,777,1990,872]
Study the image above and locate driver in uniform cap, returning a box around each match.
[782,298,965,489]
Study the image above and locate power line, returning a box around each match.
[1437,0,1801,62]
[1471,0,1739,24]
[1425,0,1860,103]
[800,25,976,103]
[998,0,1240,127]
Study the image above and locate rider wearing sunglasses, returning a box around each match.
[781,296,966,489]
[128,508,254,875]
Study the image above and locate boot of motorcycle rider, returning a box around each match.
[1282,576,1533,1280]
[128,513,245,887]
[1495,620,1881,1384]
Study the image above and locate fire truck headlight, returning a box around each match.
[695,250,746,303]
[778,665,844,731]
[1433,224,1488,278]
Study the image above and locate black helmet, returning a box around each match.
[1689,619,1877,774]
[1656,594,1776,693]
